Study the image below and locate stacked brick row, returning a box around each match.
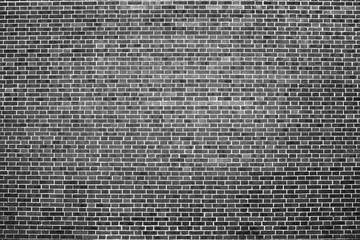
[1,1,359,239]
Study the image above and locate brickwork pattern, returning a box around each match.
[1,0,360,239]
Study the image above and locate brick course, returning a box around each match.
[1,0,360,239]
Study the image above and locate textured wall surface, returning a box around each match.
[1,0,360,239]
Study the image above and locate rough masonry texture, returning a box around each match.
[1,0,360,239]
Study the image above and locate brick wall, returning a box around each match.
[1,0,360,239]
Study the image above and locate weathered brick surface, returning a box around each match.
[1,0,360,239]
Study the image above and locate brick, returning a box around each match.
[1,0,360,239]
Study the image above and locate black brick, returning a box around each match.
[1,0,360,240]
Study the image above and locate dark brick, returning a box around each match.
[1,0,359,239]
